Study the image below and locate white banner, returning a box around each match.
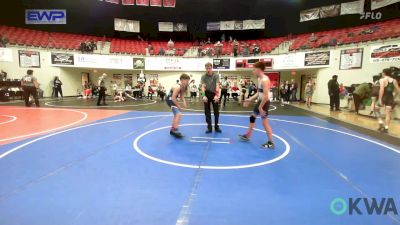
[173,23,187,32]
[145,57,215,71]
[158,22,173,32]
[220,21,235,30]
[340,48,363,70]
[70,54,133,69]
[0,48,13,62]
[340,0,365,15]
[272,53,305,70]
[114,18,140,33]
[243,19,265,30]
[371,0,400,10]
[300,8,320,22]
[370,44,400,63]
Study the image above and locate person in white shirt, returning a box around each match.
[189,80,198,102]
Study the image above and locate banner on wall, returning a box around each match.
[300,8,320,22]
[340,48,363,70]
[213,59,231,69]
[158,22,174,32]
[149,74,159,86]
[51,52,74,65]
[163,0,176,7]
[19,50,40,68]
[370,44,400,63]
[114,18,140,33]
[136,0,149,6]
[304,51,330,66]
[173,23,187,32]
[150,0,162,6]
[319,5,341,18]
[0,48,13,62]
[220,21,235,30]
[371,0,400,10]
[145,57,213,71]
[242,19,265,30]
[207,22,220,31]
[133,58,145,69]
[273,53,304,69]
[74,54,133,69]
[340,0,365,15]
[235,58,273,69]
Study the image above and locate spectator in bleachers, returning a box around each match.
[206,38,211,44]
[232,40,239,57]
[159,47,165,56]
[0,35,9,47]
[168,39,174,48]
[90,40,97,50]
[214,41,223,58]
[253,43,260,56]
[242,43,250,57]
[229,36,233,43]
[206,47,213,57]
[148,43,154,55]
[309,33,317,42]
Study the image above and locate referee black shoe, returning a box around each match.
[214,126,222,133]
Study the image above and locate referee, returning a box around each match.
[97,73,108,106]
[21,69,40,107]
[201,62,221,133]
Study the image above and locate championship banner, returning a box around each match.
[371,0,400,10]
[243,19,265,30]
[220,21,235,30]
[150,0,162,6]
[234,21,243,30]
[163,0,176,7]
[122,0,135,5]
[106,0,120,4]
[370,44,400,63]
[319,5,341,18]
[51,53,74,65]
[19,50,40,68]
[114,18,140,33]
[149,74,159,86]
[133,58,145,69]
[136,0,149,6]
[213,59,231,69]
[0,48,13,62]
[340,48,363,70]
[207,22,220,31]
[340,0,365,15]
[300,8,320,22]
[158,22,173,32]
[173,23,187,32]
[304,51,330,66]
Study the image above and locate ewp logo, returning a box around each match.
[25,9,67,25]
[330,197,398,216]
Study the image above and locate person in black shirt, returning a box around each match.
[201,63,221,133]
[97,73,108,106]
[328,75,340,111]
[21,70,40,107]
[54,76,63,98]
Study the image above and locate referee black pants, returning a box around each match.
[23,86,40,107]
[97,87,106,105]
[204,91,220,129]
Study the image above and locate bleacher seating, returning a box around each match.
[0,18,399,56]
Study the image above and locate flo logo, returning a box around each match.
[360,12,382,20]
[330,198,398,216]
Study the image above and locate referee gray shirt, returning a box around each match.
[201,73,218,94]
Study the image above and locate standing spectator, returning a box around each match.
[232,40,239,57]
[214,41,223,58]
[220,76,230,107]
[189,80,198,102]
[159,47,165,56]
[328,75,340,111]
[290,79,298,102]
[253,43,260,56]
[206,38,211,44]
[201,62,221,133]
[304,78,315,108]
[21,70,40,107]
[167,39,174,48]
[54,76,63,98]
[242,43,250,57]
[352,83,372,114]
[221,33,226,42]
[97,73,108,106]
[50,79,56,98]
[229,36,233,43]
[159,86,166,101]
[285,81,291,103]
